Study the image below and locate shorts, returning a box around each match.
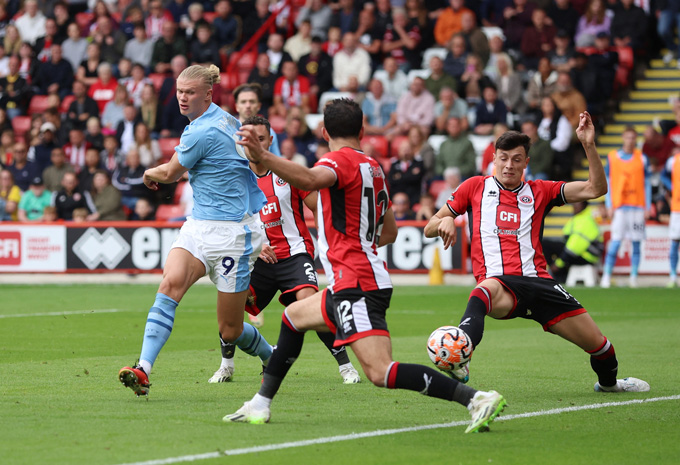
[250,253,319,309]
[171,215,263,293]
[491,275,587,332]
[610,208,645,241]
[321,287,392,347]
[670,212,680,240]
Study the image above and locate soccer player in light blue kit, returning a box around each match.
[119,64,273,396]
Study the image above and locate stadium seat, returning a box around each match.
[28,95,50,116]
[407,68,431,84]
[469,134,494,156]
[481,26,504,41]
[269,115,286,133]
[305,113,323,132]
[360,135,389,158]
[376,156,393,175]
[60,95,75,114]
[318,91,353,111]
[421,47,447,69]
[159,137,180,161]
[155,204,185,222]
[427,135,447,155]
[11,115,31,138]
[390,135,409,157]
[173,180,187,204]
[148,73,166,92]
[565,264,598,287]
[429,180,448,198]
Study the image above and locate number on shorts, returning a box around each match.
[222,256,235,275]
[553,284,571,300]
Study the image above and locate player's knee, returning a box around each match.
[218,323,243,343]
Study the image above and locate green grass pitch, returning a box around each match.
[1,283,679,465]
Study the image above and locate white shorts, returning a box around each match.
[610,208,645,241]
[670,212,680,240]
[172,215,264,293]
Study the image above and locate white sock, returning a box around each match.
[251,393,272,409]
[220,358,234,370]
[139,360,152,376]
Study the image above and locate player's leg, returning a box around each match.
[601,238,620,288]
[630,240,641,287]
[550,313,649,392]
[458,278,515,349]
[670,239,679,287]
[119,247,205,395]
[217,290,273,364]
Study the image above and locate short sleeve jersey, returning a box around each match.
[315,147,392,292]
[447,176,566,283]
[176,103,266,221]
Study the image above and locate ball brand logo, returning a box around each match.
[0,231,21,265]
[519,195,533,204]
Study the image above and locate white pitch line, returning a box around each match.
[115,395,680,465]
[0,309,124,318]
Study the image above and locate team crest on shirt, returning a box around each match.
[276,177,287,186]
[519,195,533,204]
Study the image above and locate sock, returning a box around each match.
[316,331,351,366]
[631,241,641,278]
[588,337,618,388]
[671,240,679,279]
[384,361,477,407]
[234,323,273,362]
[139,293,178,369]
[258,310,306,400]
[458,286,490,348]
[219,333,235,369]
[604,240,621,276]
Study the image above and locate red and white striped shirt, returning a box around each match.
[315,147,392,292]
[256,171,314,260]
[447,176,566,283]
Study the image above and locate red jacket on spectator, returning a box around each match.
[88,78,119,114]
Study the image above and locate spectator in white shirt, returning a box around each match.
[332,32,371,91]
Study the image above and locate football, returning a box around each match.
[427,326,473,371]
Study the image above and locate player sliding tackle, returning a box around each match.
[424,111,650,394]
[223,98,506,433]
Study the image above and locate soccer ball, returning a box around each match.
[427,326,473,372]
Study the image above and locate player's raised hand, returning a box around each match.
[437,216,458,250]
[576,111,595,146]
[236,125,264,162]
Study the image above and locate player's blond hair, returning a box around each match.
[177,64,221,89]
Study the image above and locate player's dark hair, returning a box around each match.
[323,98,363,139]
[242,115,271,134]
[233,83,263,103]
[495,130,531,156]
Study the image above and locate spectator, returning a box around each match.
[355,7,381,66]
[85,117,104,152]
[271,60,312,117]
[88,169,126,221]
[92,16,127,65]
[521,117,553,180]
[0,128,13,165]
[130,122,161,167]
[131,197,155,220]
[265,33,293,77]
[179,2,204,42]
[8,141,39,191]
[473,84,507,136]
[78,147,103,192]
[101,85,130,133]
[14,0,46,46]
[124,23,154,71]
[361,78,397,136]
[30,122,59,173]
[112,147,147,211]
[393,76,435,138]
[145,0,174,41]
[156,55,187,138]
[151,21,187,74]
[88,62,118,116]
[76,42,103,87]
[575,0,612,47]
[527,56,559,117]
[642,125,674,171]
[4,24,21,56]
[376,56,409,101]
[34,18,63,64]
[388,138,425,206]
[52,171,95,220]
[658,0,680,64]
[408,125,436,182]
[459,11,489,64]
[414,192,436,221]
[240,0,271,49]
[435,166,461,209]
[34,43,73,99]
[434,0,474,47]
[436,116,476,178]
[298,35,334,100]
[285,19,313,63]
[121,63,150,109]
[63,128,92,172]
[548,29,575,73]
[323,26,343,57]
[0,55,30,119]
[443,34,468,82]
[280,138,308,167]
[296,0,333,41]
[42,147,74,192]
[117,104,140,155]
[372,0,393,39]
[434,86,469,134]
[52,1,71,40]
[610,0,647,50]
[332,32,371,91]
[520,8,556,70]
[41,205,57,221]
[279,111,317,165]
[499,0,535,52]
[537,96,573,181]
[248,53,277,116]
[330,0,360,35]
[459,53,492,104]
[0,168,21,220]
[18,41,39,84]
[62,22,88,73]
[67,80,100,132]
[116,52,133,81]
[392,191,416,220]
[546,0,580,40]
[585,32,617,114]
[381,8,423,72]
[482,33,506,81]
[550,71,587,129]
[494,53,525,115]
[17,175,51,221]
[189,21,220,67]
[426,56,457,100]
[100,134,124,172]
[139,83,161,135]
[213,0,241,55]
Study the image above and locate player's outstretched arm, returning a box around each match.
[424,205,458,250]
[563,111,607,203]
[143,153,188,191]
[237,125,336,191]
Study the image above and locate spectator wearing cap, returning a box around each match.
[546,0,580,40]
[14,0,46,46]
[17,176,52,221]
[298,35,334,99]
[30,123,59,173]
[296,0,333,41]
[42,147,74,192]
[213,0,241,55]
[34,43,73,99]
[52,171,96,221]
[574,0,612,48]
[0,55,31,119]
[124,23,154,72]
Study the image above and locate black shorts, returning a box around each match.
[491,275,587,332]
[321,287,392,347]
[249,253,319,309]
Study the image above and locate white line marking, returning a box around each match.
[0,309,124,318]
[115,395,680,465]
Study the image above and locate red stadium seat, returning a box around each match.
[173,180,188,204]
[360,135,388,158]
[148,73,167,92]
[428,180,448,198]
[269,115,286,133]
[390,135,409,158]
[60,95,75,114]
[28,95,50,116]
[159,137,180,161]
[204,12,217,23]
[156,204,185,222]
[377,156,393,175]
[11,115,31,137]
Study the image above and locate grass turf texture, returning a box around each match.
[1,284,678,465]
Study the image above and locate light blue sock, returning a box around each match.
[140,293,178,367]
[604,240,621,275]
[671,240,679,279]
[234,323,273,362]
[631,241,641,278]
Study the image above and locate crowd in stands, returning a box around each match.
[0,0,671,223]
